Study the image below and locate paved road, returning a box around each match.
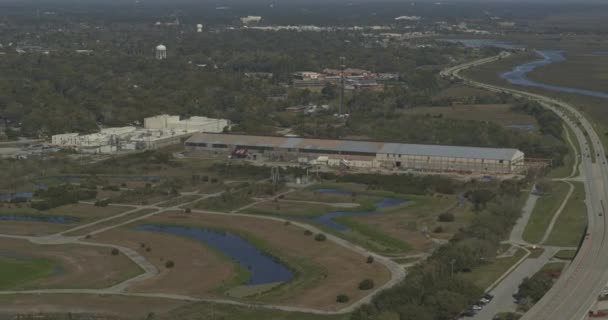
[446,52,608,320]
[470,247,560,320]
[510,187,539,246]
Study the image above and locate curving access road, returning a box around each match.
[444,52,608,320]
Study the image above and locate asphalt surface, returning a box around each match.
[445,52,608,320]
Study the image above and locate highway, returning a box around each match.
[444,52,608,320]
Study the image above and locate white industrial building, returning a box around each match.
[144,114,229,133]
[51,115,229,154]
[185,133,526,175]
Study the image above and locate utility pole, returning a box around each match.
[339,56,346,116]
[450,259,456,277]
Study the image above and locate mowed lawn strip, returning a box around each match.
[545,182,587,247]
[402,104,538,128]
[0,257,55,289]
[547,124,580,179]
[64,208,158,237]
[333,217,412,254]
[554,249,577,260]
[523,181,571,244]
[167,302,350,320]
[461,247,526,290]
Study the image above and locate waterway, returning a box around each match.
[500,50,608,99]
[0,215,78,224]
[309,189,405,231]
[135,225,294,285]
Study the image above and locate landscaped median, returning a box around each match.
[522,181,571,244]
[462,246,527,290]
[545,182,588,247]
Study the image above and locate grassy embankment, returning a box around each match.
[545,182,587,247]
[461,247,527,290]
[0,257,55,289]
[522,181,571,244]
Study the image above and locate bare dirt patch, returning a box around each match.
[91,226,235,297]
[137,211,391,311]
[0,294,188,318]
[0,238,141,289]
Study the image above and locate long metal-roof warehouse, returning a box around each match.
[185,133,525,174]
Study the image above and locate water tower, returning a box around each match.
[155,44,167,60]
[197,24,203,33]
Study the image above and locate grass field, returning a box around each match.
[461,247,526,290]
[0,238,142,290]
[0,256,55,289]
[523,181,571,244]
[547,124,580,179]
[402,104,538,128]
[166,302,351,320]
[245,201,356,217]
[554,249,577,260]
[157,195,203,208]
[545,182,587,247]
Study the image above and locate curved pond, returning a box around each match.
[309,188,405,231]
[0,215,78,224]
[501,50,608,99]
[135,225,293,285]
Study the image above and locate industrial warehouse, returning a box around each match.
[185,133,526,175]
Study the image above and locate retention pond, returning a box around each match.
[135,225,294,285]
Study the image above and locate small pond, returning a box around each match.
[309,188,405,231]
[135,225,293,285]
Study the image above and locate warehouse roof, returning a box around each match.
[186,133,523,161]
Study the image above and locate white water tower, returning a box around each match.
[197,24,203,33]
[155,44,167,60]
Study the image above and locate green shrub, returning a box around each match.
[358,279,375,290]
[438,212,455,222]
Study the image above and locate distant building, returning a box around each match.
[50,115,229,154]
[144,114,229,133]
[185,133,526,175]
[240,16,262,25]
[197,24,203,32]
